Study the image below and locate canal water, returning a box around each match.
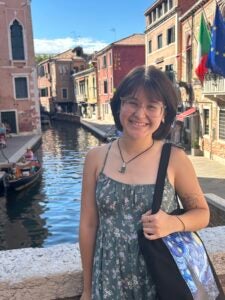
[0,122,100,250]
[0,121,224,250]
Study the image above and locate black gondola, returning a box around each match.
[6,161,42,192]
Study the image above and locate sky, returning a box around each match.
[31,0,154,55]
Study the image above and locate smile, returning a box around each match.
[130,120,150,127]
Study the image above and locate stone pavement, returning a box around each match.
[0,134,42,166]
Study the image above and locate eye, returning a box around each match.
[127,99,138,107]
[146,104,158,111]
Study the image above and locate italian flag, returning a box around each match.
[195,13,211,83]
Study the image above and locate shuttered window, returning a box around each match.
[219,109,225,140]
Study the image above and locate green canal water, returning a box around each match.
[0,122,100,250]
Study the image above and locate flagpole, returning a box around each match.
[200,2,212,32]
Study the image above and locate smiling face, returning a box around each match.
[119,88,165,140]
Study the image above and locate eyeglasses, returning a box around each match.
[120,96,166,118]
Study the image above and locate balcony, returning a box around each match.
[202,74,225,100]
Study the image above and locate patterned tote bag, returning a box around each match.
[138,143,225,300]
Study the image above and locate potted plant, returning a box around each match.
[191,139,203,156]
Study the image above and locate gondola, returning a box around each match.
[6,160,42,192]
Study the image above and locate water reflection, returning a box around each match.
[0,122,100,250]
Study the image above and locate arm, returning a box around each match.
[142,147,210,240]
[171,147,210,231]
[79,148,99,298]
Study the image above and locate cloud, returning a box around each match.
[34,37,108,54]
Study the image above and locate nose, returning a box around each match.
[134,104,147,116]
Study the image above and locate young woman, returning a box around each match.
[79,65,209,300]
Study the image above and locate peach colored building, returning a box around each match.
[180,0,225,163]
[145,0,196,80]
[0,0,41,134]
[96,34,145,121]
[38,47,87,113]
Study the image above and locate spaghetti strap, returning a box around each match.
[101,142,113,173]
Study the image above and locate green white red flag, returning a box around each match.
[195,13,211,83]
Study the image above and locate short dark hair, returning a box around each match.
[110,65,178,140]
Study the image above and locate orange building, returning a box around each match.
[0,0,41,134]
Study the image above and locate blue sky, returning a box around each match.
[31,0,154,54]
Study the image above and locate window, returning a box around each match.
[38,65,45,77]
[203,109,209,135]
[104,80,108,94]
[102,55,107,68]
[158,4,163,18]
[169,0,173,9]
[62,88,68,99]
[109,53,112,65]
[153,10,156,22]
[167,26,175,44]
[219,109,225,139]
[98,59,100,70]
[157,34,163,49]
[10,20,25,60]
[148,14,152,25]
[40,88,48,97]
[164,1,168,13]
[111,77,113,93]
[148,40,152,53]
[165,64,175,82]
[93,77,96,97]
[15,77,28,99]
[80,81,85,94]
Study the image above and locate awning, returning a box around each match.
[176,107,196,122]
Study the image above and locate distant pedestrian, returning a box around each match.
[79,65,209,300]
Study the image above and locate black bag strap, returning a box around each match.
[151,142,172,214]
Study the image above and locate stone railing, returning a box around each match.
[203,74,225,96]
[0,227,225,300]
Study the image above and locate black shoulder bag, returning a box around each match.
[138,143,225,300]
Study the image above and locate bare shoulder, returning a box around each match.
[170,144,190,167]
[84,143,112,175]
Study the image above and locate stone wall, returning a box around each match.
[0,227,225,300]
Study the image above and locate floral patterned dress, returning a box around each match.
[91,147,178,300]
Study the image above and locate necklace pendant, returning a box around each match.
[119,162,126,174]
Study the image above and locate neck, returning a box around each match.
[119,136,154,155]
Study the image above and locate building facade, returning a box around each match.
[180,0,225,163]
[38,47,87,113]
[73,66,97,119]
[96,34,145,121]
[145,0,196,79]
[0,0,41,134]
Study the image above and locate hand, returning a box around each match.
[80,290,91,300]
[141,209,175,240]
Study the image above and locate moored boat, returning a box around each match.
[6,160,42,192]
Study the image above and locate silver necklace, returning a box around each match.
[117,139,155,174]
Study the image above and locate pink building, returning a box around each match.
[0,0,41,134]
[96,34,145,120]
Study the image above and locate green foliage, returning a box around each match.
[35,54,53,64]
[192,139,200,149]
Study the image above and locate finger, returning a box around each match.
[144,232,160,240]
[141,213,153,223]
[143,227,155,235]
